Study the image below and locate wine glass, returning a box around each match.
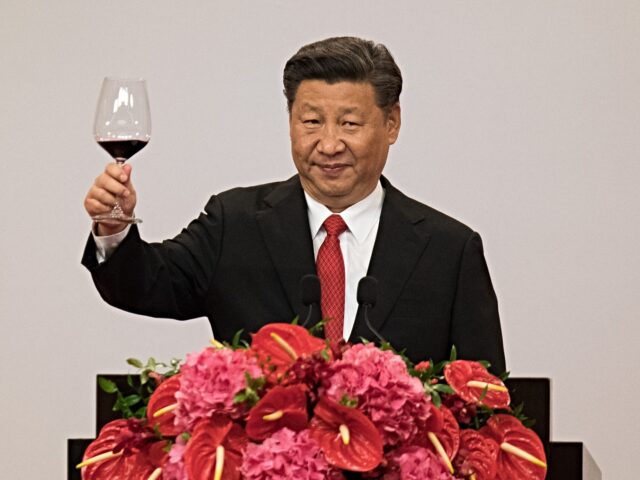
[92,77,151,224]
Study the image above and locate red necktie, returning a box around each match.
[317,214,348,343]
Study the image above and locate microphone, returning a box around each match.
[357,276,386,344]
[300,274,321,327]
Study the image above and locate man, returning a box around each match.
[83,37,506,373]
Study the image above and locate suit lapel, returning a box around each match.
[255,175,431,336]
[351,178,432,341]
[255,176,317,315]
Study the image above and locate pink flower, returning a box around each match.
[162,435,188,480]
[384,446,455,480]
[174,347,262,431]
[323,343,433,447]
[241,428,331,480]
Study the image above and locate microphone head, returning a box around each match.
[357,276,378,307]
[300,274,321,306]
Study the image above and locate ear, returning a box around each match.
[288,110,294,139]
[386,103,401,145]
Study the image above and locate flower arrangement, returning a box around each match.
[78,323,547,479]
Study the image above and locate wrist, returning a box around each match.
[94,221,128,237]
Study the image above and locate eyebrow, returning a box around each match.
[300,103,321,113]
[299,104,362,115]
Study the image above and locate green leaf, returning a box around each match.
[291,316,299,325]
[478,360,491,370]
[245,373,266,391]
[98,377,118,394]
[449,345,457,362]
[232,373,265,408]
[339,394,358,408]
[126,358,144,369]
[231,329,245,349]
[134,405,147,418]
[433,359,449,374]
[233,392,248,404]
[113,393,134,418]
[308,319,327,336]
[431,391,442,407]
[123,394,142,407]
[478,385,489,402]
[432,384,455,394]
[512,402,524,416]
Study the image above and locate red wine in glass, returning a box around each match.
[97,139,148,161]
[92,77,151,224]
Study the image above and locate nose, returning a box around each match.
[316,125,346,156]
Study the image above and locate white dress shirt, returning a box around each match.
[93,181,385,339]
[304,182,384,339]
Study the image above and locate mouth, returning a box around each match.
[314,163,351,176]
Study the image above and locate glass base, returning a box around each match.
[91,213,142,225]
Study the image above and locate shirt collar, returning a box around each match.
[305,181,385,243]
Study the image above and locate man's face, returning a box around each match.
[289,80,401,212]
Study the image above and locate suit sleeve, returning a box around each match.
[450,232,506,374]
[81,195,224,320]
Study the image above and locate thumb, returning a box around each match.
[121,163,133,179]
[120,164,135,189]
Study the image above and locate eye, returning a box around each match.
[303,119,320,125]
[343,121,360,128]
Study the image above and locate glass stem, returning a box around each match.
[111,159,126,218]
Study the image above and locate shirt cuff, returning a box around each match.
[92,224,131,263]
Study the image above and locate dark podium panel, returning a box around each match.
[549,442,601,479]
[68,375,601,480]
[504,378,551,453]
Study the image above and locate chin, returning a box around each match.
[316,185,352,199]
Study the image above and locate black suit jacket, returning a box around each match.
[82,176,505,373]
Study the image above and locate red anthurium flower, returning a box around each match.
[452,429,499,480]
[251,323,326,378]
[480,414,547,480]
[424,402,445,433]
[415,405,460,474]
[245,385,308,441]
[309,397,383,472]
[444,360,510,409]
[80,419,167,480]
[147,374,182,437]
[419,405,460,458]
[183,415,248,480]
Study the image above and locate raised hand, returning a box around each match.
[84,163,137,236]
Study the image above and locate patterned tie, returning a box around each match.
[317,214,348,343]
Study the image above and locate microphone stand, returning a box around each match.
[358,276,386,344]
[300,274,320,328]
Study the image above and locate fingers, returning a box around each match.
[94,172,132,199]
[100,163,134,194]
[85,183,130,211]
[84,163,137,218]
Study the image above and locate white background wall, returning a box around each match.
[1,1,638,478]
